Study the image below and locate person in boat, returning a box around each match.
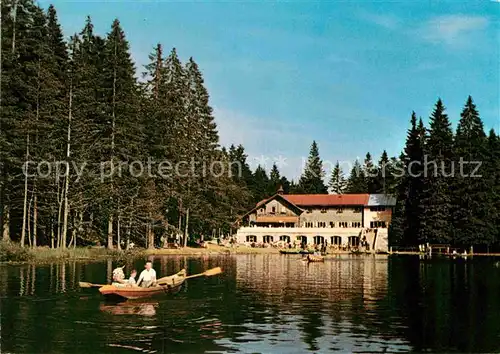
[112,267,129,288]
[128,269,137,286]
[137,261,157,288]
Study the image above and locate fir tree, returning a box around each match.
[390,112,426,246]
[101,19,142,248]
[328,161,347,194]
[364,152,379,193]
[419,99,454,244]
[346,159,367,193]
[298,141,328,194]
[486,130,500,247]
[452,97,491,246]
[268,163,281,195]
[252,165,270,202]
[375,151,401,195]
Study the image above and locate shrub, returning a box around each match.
[0,241,34,262]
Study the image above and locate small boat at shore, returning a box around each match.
[99,269,186,300]
[279,249,300,254]
[306,254,325,262]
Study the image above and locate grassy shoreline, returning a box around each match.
[3,241,500,264]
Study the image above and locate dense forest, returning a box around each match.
[1,1,499,250]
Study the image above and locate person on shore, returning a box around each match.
[137,261,157,288]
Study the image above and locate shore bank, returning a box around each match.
[3,241,500,264]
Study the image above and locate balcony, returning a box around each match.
[255,216,299,223]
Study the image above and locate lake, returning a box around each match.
[1,254,500,353]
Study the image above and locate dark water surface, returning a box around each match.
[1,254,500,353]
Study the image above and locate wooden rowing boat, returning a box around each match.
[306,254,325,262]
[99,269,186,300]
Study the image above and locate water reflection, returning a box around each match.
[100,301,158,316]
[231,254,408,352]
[1,255,500,353]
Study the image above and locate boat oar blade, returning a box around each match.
[185,267,223,280]
[203,267,222,277]
[79,282,93,288]
[79,281,106,288]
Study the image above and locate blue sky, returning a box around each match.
[39,0,499,180]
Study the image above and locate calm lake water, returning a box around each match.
[1,254,500,353]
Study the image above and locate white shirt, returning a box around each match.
[137,268,156,284]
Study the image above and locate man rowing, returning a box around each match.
[137,261,157,288]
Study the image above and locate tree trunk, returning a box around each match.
[107,215,113,250]
[147,213,154,250]
[2,207,10,241]
[70,227,76,249]
[56,181,63,248]
[61,81,73,249]
[75,212,82,250]
[178,198,182,244]
[126,219,131,250]
[0,182,7,241]
[51,221,55,249]
[20,134,29,247]
[184,208,189,247]
[27,194,32,248]
[33,192,37,248]
[11,0,17,53]
[117,215,121,250]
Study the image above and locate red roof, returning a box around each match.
[282,194,369,206]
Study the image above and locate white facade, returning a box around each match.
[235,226,389,252]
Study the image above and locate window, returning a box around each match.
[370,206,386,212]
[260,208,264,213]
[263,235,274,243]
[305,222,314,228]
[246,235,257,243]
[352,221,361,228]
[329,222,335,228]
[339,222,348,228]
[331,236,342,245]
[321,208,327,214]
[318,222,326,228]
[370,221,387,228]
[271,206,276,214]
[337,207,344,213]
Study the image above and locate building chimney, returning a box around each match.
[277,185,284,195]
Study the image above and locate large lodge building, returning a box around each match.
[234,187,396,252]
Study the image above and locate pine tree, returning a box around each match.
[298,141,328,194]
[364,152,379,193]
[101,19,142,249]
[419,99,453,244]
[452,96,492,247]
[486,130,500,248]
[328,161,347,194]
[186,57,219,155]
[268,163,281,195]
[346,159,367,193]
[252,165,270,202]
[390,112,426,246]
[373,151,389,194]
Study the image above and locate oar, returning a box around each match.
[184,267,222,280]
[157,267,222,286]
[79,281,107,288]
